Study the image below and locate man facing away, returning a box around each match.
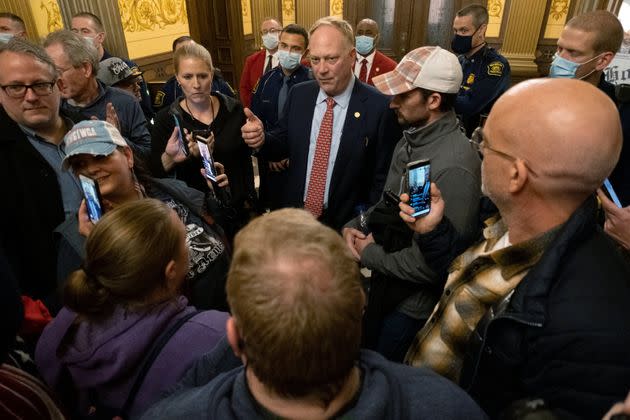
[240,18,283,108]
[241,17,400,230]
[452,4,510,136]
[0,38,82,310]
[353,18,397,86]
[140,208,487,419]
[402,79,630,418]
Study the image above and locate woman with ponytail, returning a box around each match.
[36,198,228,418]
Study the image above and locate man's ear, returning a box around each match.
[226,317,244,357]
[428,92,442,111]
[596,51,615,71]
[508,159,529,193]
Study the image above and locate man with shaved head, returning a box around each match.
[354,18,396,85]
[401,78,630,418]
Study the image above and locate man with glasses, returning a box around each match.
[43,29,151,160]
[401,79,630,418]
[0,37,82,311]
[241,16,399,230]
[340,46,480,362]
[239,18,283,107]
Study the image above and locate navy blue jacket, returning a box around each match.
[455,45,510,136]
[250,65,311,130]
[261,79,400,230]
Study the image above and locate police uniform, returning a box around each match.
[153,72,236,111]
[455,44,510,136]
[250,65,311,210]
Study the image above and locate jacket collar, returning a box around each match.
[402,111,461,148]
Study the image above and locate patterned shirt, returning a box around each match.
[405,215,559,383]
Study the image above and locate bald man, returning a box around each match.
[354,18,396,85]
[400,79,630,418]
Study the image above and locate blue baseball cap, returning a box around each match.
[62,120,128,170]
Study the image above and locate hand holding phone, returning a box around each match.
[172,114,189,156]
[79,175,103,223]
[603,178,622,208]
[196,134,217,182]
[407,159,431,217]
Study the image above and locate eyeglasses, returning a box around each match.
[470,127,537,175]
[260,28,282,35]
[0,81,56,98]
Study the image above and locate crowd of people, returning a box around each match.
[1,4,630,419]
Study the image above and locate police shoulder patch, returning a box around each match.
[487,61,504,76]
[153,91,165,107]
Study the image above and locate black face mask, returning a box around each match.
[451,34,473,54]
[451,25,482,54]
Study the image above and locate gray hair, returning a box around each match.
[43,29,99,75]
[310,16,355,49]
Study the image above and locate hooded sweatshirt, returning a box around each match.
[35,296,227,418]
[140,342,487,420]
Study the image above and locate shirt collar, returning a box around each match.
[19,116,73,146]
[357,50,376,65]
[316,75,355,109]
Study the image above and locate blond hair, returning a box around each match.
[310,16,355,49]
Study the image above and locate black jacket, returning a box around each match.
[0,107,65,308]
[459,197,630,418]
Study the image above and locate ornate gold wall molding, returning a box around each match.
[242,0,253,35]
[543,0,571,38]
[282,0,296,26]
[118,0,187,32]
[486,0,506,38]
[501,0,548,76]
[39,0,63,34]
[330,0,344,18]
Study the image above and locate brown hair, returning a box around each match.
[174,42,213,74]
[227,209,363,406]
[64,198,182,317]
[456,4,489,27]
[566,10,624,54]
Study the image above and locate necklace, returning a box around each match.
[185,94,216,129]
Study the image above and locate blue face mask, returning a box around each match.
[262,33,279,50]
[549,53,602,79]
[278,49,302,71]
[356,35,375,56]
[0,33,13,44]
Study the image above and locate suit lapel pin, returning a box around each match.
[375,67,380,72]
[354,112,361,118]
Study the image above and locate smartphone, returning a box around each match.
[79,174,103,223]
[171,114,188,156]
[407,159,431,218]
[603,178,622,208]
[196,135,217,182]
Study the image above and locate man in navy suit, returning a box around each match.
[242,16,399,230]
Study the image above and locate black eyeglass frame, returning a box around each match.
[0,80,57,98]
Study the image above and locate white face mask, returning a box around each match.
[262,33,279,50]
[0,33,14,44]
[83,36,97,49]
[278,49,302,71]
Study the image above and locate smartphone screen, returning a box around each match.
[603,178,622,208]
[79,174,103,223]
[196,137,217,182]
[172,114,188,156]
[407,159,431,218]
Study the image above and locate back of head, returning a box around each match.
[43,29,100,74]
[172,35,193,51]
[64,198,182,317]
[566,10,623,54]
[456,4,489,27]
[173,42,213,73]
[227,209,363,404]
[0,37,56,76]
[487,78,622,201]
[310,16,355,49]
